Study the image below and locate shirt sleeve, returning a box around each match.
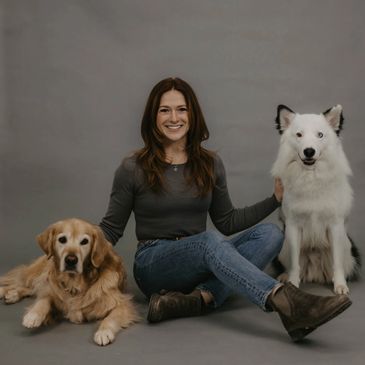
[209,155,280,235]
[99,159,135,245]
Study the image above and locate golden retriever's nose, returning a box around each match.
[65,255,78,269]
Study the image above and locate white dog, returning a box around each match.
[271,105,361,294]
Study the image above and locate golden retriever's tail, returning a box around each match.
[117,294,142,327]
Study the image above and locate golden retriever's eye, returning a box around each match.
[58,236,67,244]
[80,238,89,246]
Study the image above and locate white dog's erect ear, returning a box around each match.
[323,105,344,136]
[37,226,55,258]
[275,105,295,134]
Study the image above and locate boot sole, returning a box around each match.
[147,293,162,323]
[289,297,352,341]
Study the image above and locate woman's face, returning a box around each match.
[156,89,189,147]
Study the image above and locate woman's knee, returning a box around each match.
[256,223,284,253]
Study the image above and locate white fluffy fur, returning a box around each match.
[271,105,357,294]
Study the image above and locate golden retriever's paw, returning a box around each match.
[22,312,44,328]
[94,329,115,346]
[334,284,349,295]
[0,287,5,299]
[4,289,21,304]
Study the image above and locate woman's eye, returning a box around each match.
[318,132,324,138]
[80,238,89,246]
[178,107,187,112]
[296,132,303,138]
[159,108,169,113]
[58,236,67,244]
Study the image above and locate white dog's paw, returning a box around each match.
[288,273,300,288]
[333,274,349,295]
[334,284,349,295]
[4,289,20,304]
[94,329,115,346]
[22,312,44,328]
[277,273,289,283]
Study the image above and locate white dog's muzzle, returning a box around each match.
[301,148,317,166]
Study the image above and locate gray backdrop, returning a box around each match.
[1,1,364,364]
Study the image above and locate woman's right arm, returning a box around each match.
[99,160,135,245]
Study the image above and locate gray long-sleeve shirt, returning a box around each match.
[100,154,280,245]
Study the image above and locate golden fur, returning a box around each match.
[0,218,140,346]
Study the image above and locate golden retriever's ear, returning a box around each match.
[37,225,55,258]
[91,226,110,268]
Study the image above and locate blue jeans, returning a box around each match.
[133,223,284,311]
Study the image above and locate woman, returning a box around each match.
[100,77,350,341]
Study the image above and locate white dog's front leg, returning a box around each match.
[285,222,302,287]
[328,223,349,295]
[23,297,51,328]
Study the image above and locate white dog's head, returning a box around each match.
[275,104,343,168]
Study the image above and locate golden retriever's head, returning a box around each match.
[37,218,110,274]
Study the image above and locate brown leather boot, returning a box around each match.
[267,283,352,341]
[147,290,202,323]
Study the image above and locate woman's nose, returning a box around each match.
[171,110,178,121]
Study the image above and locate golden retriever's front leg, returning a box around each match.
[93,303,139,346]
[94,307,123,346]
[67,310,84,324]
[22,297,51,328]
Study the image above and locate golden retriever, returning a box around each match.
[0,218,139,346]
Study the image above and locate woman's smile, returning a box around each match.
[156,89,189,145]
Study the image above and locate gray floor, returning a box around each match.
[1,269,364,365]
[1,1,365,364]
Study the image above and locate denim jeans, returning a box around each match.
[133,223,284,311]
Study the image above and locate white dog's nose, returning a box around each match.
[303,148,315,158]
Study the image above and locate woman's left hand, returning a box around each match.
[274,178,284,203]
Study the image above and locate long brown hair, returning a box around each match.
[135,77,215,196]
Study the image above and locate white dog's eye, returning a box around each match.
[58,236,67,244]
[296,132,303,138]
[80,238,89,246]
[318,132,324,138]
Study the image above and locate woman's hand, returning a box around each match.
[274,178,284,203]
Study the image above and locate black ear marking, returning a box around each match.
[323,106,344,136]
[275,105,295,134]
